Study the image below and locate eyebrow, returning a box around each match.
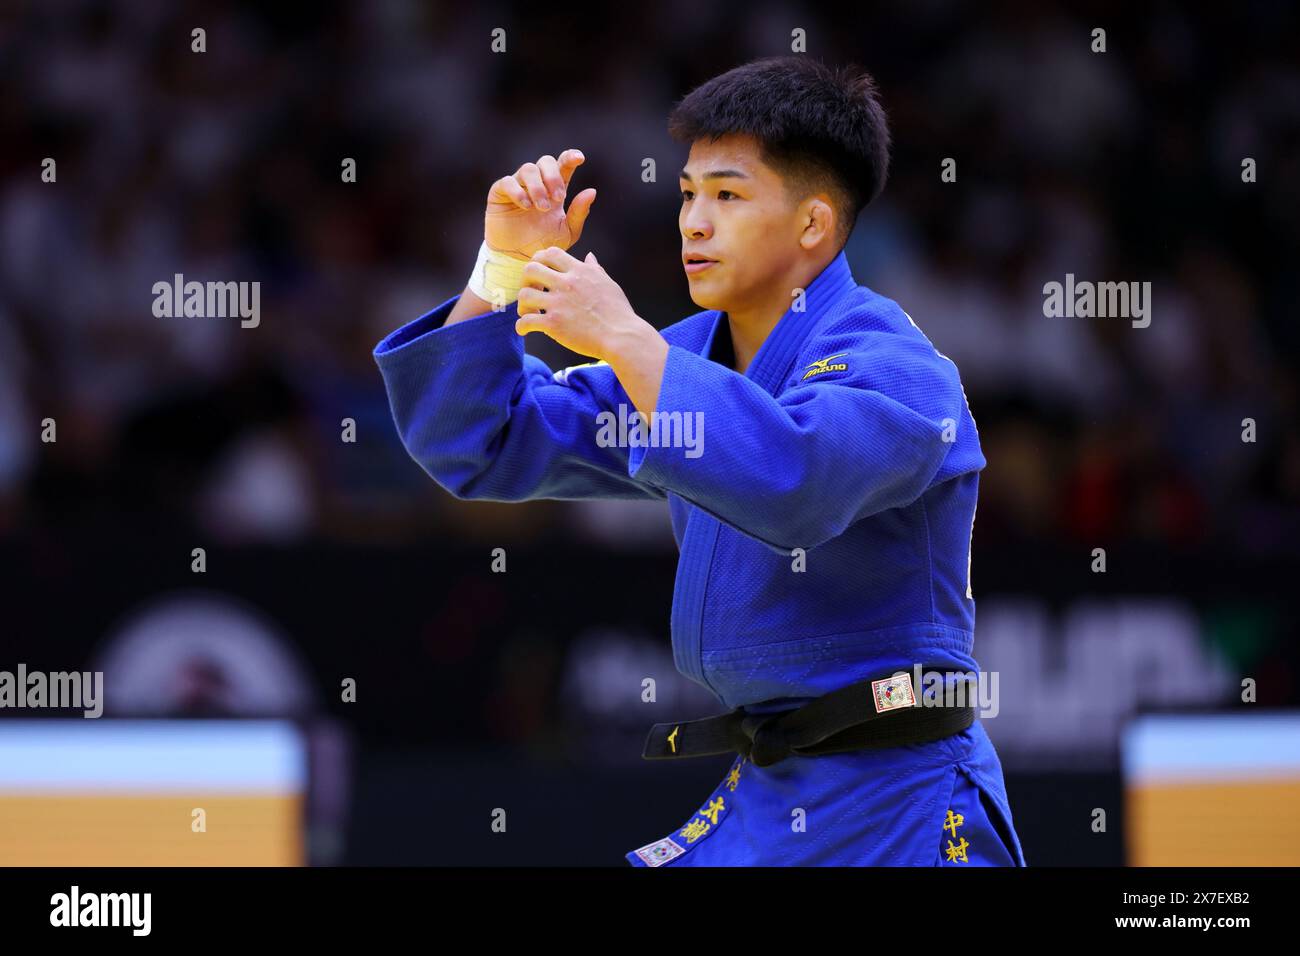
[679,168,750,182]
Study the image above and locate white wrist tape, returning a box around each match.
[468,240,529,310]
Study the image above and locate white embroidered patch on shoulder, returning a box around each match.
[633,837,686,867]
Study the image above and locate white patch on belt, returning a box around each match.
[872,672,917,713]
[634,837,686,867]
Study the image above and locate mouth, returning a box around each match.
[683,254,719,275]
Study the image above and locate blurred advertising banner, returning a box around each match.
[1123,714,1300,866]
[0,720,306,865]
[975,596,1239,769]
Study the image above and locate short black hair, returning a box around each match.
[668,56,891,249]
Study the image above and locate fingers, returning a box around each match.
[516,285,550,317]
[515,312,554,337]
[489,174,533,210]
[536,154,566,206]
[557,149,585,187]
[532,245,580,271]
[521,260,563,290]
[496,150,584,212]
[565,188,597,244]
[516,162,552,210]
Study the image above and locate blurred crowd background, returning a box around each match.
[1,0,1297,865]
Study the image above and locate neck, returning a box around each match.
[725,308,781,375]
[724,253,836,374]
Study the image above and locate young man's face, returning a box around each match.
[678,133,813,314]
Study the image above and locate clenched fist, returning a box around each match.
[486,149,597,259]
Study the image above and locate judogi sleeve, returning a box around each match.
[374,295,665,502]
[628,335,977,552]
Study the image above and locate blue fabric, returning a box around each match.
[374,250,1024,866]
[627,721,1026,867]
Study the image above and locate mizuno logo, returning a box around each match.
[802,353,848,380]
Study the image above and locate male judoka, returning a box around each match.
[374,56,1026,866]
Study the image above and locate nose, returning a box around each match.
[680,204,712,241]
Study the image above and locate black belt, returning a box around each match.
[642,664,976,767]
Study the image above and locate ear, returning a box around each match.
[799,196,835,251]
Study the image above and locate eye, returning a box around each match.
[680,189,694,201]
[717,190,736,200]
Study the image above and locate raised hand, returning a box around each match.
[485,149,597,259]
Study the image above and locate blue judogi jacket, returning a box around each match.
[375,250,1026,866]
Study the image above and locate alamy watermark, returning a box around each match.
[596,403,703,459]
[0,664,103,717]
[1042,273,1151,328]
[909,664,999,718]
[152,273,260,328]
[50,886,151,936]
